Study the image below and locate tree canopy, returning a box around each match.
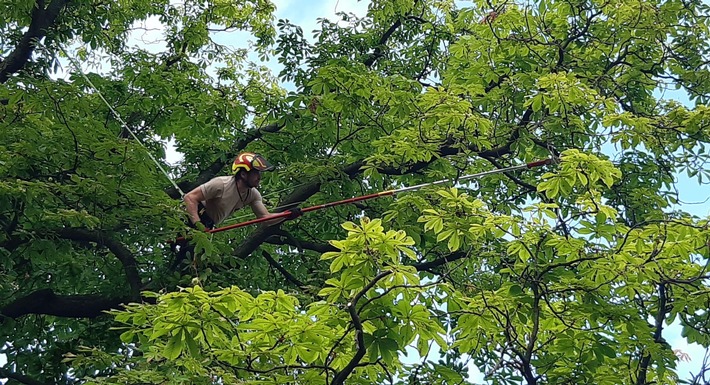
[2,0,710,384]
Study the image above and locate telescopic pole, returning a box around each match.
[199,158,554,236]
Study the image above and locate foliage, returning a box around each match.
[1,0,710,384]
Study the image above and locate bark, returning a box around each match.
[56,228,141,300]
[0,0,70,83]
[0,368,48,385]
[1,288,127,319]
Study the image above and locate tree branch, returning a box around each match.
[232,224,283,260]
[364,20,402,68]
[261,250,305,288]
[1,288,128,319]
[56,228,141,300]
[480,155,538,192]
[265,234,337,253]
[412,251,468,271]
[636,283,668,385]
[0,368,48,385]
[0,0,70,83]
[331,270,392,385]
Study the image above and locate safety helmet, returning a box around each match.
[231,152,274,174]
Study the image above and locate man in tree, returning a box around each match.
[172,152,302,270]
[183,152,302,230]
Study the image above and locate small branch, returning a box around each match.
[331,271,392,385]
[261,250,305,288]
[229,363,335,375]
[485,341,512,378]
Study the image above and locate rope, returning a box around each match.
[59,46,186,197]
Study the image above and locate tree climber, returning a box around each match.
[183,152,302,230]
[171,153,301,271]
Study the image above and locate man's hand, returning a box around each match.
[285,207,303,220]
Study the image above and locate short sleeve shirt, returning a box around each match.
[199,176,262,225]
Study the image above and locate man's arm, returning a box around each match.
[250,199,271,219]
[251,200,303,226]
[184,187,206,225]
[251,200,284,226]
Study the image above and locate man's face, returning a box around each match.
[245,170,261,188]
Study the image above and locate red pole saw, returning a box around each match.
[187,158,554,237]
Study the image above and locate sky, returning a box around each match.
[54,0,710,383]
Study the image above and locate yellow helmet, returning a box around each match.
[231,152,274,174]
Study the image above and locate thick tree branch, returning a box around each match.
[412,251,468,271]
[0,368,48,385]
[364,20,402,68]
[232,224,282,260]
[56,228,141,300]
[0,0,70,83]
[1,289,127,319]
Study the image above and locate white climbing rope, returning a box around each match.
[59,45,186,197]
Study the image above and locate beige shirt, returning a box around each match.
[199,176,262,225]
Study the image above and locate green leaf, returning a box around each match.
[164,329,184,360]
[508,284,523,297]
[184,330,200,357]
[447,233,461,251]
[119,330,135,344]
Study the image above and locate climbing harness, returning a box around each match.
[58,46,186,197]
[183,158,556,238]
